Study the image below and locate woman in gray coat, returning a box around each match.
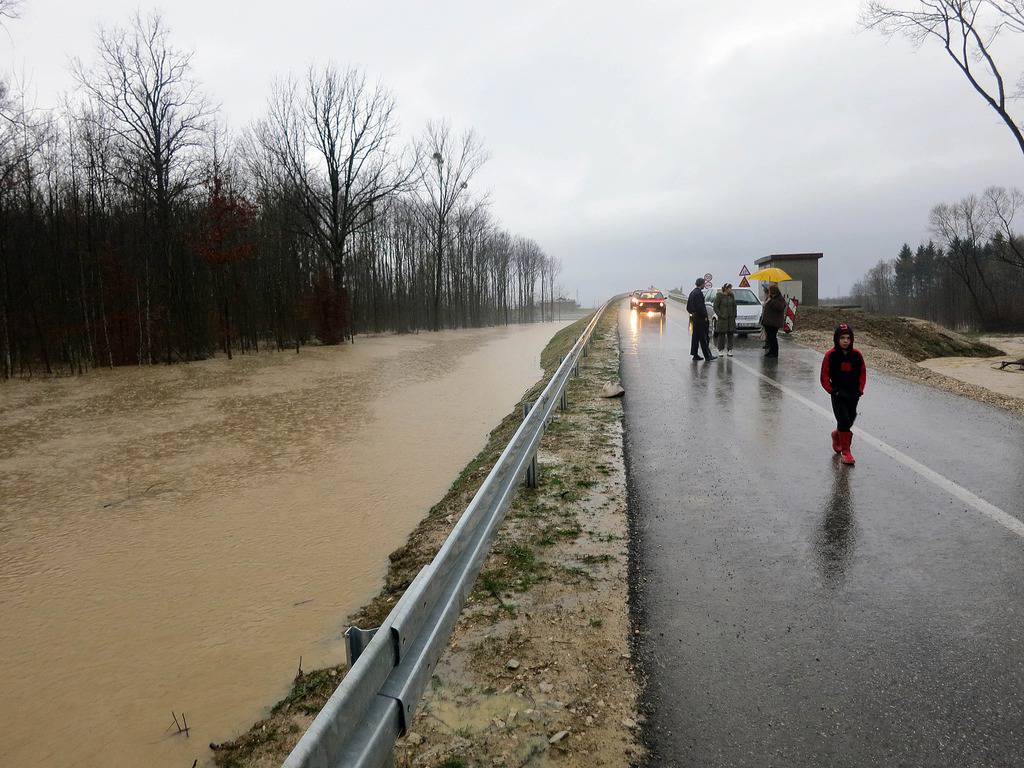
[712,283,737,356]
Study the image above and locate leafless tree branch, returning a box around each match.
[862,0,1024,156]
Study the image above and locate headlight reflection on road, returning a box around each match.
[644,311,665,336]
[628,307,665,339]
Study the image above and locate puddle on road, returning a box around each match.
[0,320,572,768]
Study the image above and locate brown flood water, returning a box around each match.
[0,320,572,768]
[919,335,1024,400]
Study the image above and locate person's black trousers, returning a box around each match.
[831,392,860,431]
[765,325,779,355]
[691,318,713,359]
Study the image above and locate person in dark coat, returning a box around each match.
[686,278,715,361]
[712,283,737,356]
[760,284,786,357]
[820,322,867,465]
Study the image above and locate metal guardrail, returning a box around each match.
[282,299,615,768]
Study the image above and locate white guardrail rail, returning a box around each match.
[282,298,616,768]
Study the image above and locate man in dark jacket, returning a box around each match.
[820,322,867,465]
[686,278,715,360]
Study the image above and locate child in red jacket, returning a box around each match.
[820,323,866,465]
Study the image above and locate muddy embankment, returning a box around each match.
[215,307,642,768]
[792,306,1024,419]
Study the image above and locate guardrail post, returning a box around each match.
[559,389,568,411]
[523,401,539,487]
[344,626,379,666]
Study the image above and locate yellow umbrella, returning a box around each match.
[747,267,792,282]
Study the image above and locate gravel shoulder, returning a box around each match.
[212,307,641,767]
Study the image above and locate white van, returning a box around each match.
[703,286,763,336]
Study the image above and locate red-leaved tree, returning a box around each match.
[196,176,255,359]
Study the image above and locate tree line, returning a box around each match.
[849,186,1024,330]
[0,10,562,378]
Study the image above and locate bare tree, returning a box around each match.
[0,0,23,125]
[73,11,213,215]
[982,185,1024,269]
[415,121,488,330]
[73,11,214,362]
[248,65,412,341]
[862,0,1024,157]
[547,255,561,321]
[930,193,1005,323]
[0,0,21,21]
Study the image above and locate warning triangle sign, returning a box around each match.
[739,276,750,288]
[739,264,751,277]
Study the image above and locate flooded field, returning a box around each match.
[0,320,572,768]
[919,335,1024,400]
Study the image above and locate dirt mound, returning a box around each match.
[796,306,1003,362]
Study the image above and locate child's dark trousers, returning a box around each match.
[831,392,859,432]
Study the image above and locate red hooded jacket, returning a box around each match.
[820,323,866,396]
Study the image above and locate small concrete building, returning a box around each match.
[754,253,823,306]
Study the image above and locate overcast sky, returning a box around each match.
[5,0,1022,304]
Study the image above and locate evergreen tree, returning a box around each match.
[893,243,915,308]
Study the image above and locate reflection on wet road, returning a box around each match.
[816,464,855,588]
[621,301,1024,767]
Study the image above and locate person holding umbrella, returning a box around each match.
[760,284,787,357]
[686,277,715,361]
[748,267,790,358]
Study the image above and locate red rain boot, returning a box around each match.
[831,430,842,454]
[840,431,856,466]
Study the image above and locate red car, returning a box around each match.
[635,290,666,314]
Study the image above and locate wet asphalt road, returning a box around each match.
[620,300,1024,768]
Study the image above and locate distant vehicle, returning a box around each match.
[635,290,666,314]
[630,289,643,307]
[703,286,762,336]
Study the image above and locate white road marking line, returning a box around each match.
[661,314,1024,539]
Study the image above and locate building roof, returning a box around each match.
[755,253,824,265]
